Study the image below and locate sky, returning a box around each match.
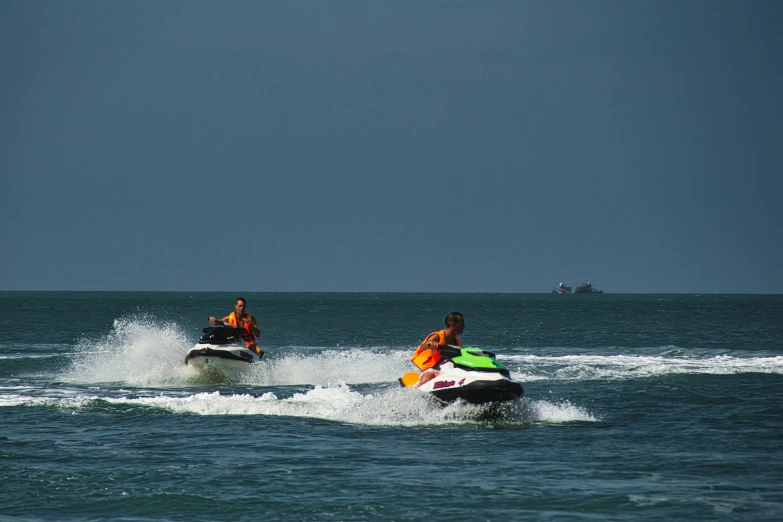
[1,1,781,293]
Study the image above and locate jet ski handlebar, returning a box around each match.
[437,345,463,359]
[438,345,496,359]
[202,324,243,333]
[200,325,245,343]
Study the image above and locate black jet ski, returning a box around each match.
[185,325,262,375]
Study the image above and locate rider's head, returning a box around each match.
[444,312,464,331]
[444,312,465,335]
[235,297,247,314]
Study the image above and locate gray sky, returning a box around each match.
[1,1,781,293]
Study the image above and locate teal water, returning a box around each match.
[1,292,782,521]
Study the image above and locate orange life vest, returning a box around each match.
[228,312,257,347]
[411,330,462,371]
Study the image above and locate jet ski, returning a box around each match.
[185,325,263,374]
[399,345,523,404]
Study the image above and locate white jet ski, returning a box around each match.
[185,325,262,374]
[399,345,523,404]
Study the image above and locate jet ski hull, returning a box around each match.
[185,344,262,373]
[414,364,524,405]
[430,377,523,404]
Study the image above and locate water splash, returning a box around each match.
[61,314,193,386]
[246,348,411,386]
[59,315,415,387]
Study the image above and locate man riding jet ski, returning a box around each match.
[209,297,263,357]
[400,345,523,404]
[185,324,263,374]
[399,312,523,404]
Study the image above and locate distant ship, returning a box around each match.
[552,282,572,294]
[575,282,603,294]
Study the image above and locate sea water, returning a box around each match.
[1,292,781,520]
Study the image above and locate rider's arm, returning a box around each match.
[418,333,441,351]
[209,315,232,325]
[248,314,261,337]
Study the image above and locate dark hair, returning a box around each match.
[444,312,463,326]
[236,297,247,305]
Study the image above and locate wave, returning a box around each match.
[0,384,596,427]
[506,353,783,382]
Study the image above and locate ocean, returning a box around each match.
[1,292,781,521]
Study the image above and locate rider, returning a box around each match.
[209,297,263,357]
[411,312,464,386]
